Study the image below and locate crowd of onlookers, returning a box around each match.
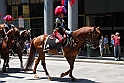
[99,32,121,61]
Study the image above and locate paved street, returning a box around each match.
[0,57,124,83]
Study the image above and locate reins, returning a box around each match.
[72,27,98,49]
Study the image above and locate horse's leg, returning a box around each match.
[18,52,23,69]
[41,56,51,80]
[33,57,40,78]
[5,53,10,72]
[16,45,23,69]
[6,58,9,66]
[61,56,76,81]
[34,51,51,80]
[2,59,6,72]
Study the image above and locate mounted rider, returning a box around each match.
[52,6,72,54]
[3,15,15,39]
[53,6,72,44]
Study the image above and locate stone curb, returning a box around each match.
[9,55,124,65]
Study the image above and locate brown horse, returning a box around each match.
[24,26,101,81]
[10,29,31,69]
[0,24,20,72]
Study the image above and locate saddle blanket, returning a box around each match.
[44,35,61,51]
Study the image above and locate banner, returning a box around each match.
[18,16,24,28]
[61,0,68,6]
[70,0,75,6]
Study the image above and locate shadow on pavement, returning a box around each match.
[0,68,24,79]
[27,77,99,83]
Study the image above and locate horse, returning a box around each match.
[0,24,20,72]
[10,29,31,69]
[24,26,101,81]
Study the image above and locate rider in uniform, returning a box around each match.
[3,15,15,40]
[53,6,72,54]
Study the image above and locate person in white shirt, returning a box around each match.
[104,35,111,55]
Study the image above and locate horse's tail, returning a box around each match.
[24,38,36,71]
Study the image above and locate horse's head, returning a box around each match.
[0,24,7,38]
[72,26,101,49]
[84,26,101,48]
[20,29,31,42]
[6,27,20,40]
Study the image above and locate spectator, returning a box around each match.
[25,40,30,56]
[104,35,111,55]
[27,41,30,55]
[110,34,114,56]
[112,32,121,61]
[99,35,104,58]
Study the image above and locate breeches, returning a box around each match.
[55,31,66,43]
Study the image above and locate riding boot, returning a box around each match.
[57,49,63,55]
[57,48,63,55]
[57,45,63,55]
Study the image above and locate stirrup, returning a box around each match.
[43,44,50,51]
[57,46,63,55]
[57,50,63,55]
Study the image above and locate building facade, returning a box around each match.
[0,0,124,48]
[85,0,124,48]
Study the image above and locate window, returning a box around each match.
[7,0,11,5]
[35,0,40,3]
[40,0,43,3]
[15,0,20,5]
[30,0,35,3]
[12,6,18,18]
[12,0,16,5]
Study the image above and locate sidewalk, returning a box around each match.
[10,53,124,65]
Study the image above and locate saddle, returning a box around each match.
[44,35,71,51]
[44,35,61,51]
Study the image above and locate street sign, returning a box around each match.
[18,16,24,28]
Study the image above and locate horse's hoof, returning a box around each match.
[21,66,24,70]
[2,68,6,73]
[60,73,65,77]
[24,71,27,74]
[6,68,9,72]
[34,74,39,78]
[48,77,52,81]
[71,77,76,81]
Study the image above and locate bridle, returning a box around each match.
[84,28,99,48]
[20,30,31,42]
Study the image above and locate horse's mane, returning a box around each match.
[6,27,20,38]
[72,27,94,38]
[20,30,27,35]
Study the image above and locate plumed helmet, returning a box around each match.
[3,15,14,21]
[54,6,66,15]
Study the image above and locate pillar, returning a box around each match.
[0,0,6,23]
[68,0,78,31]
[86,16,90,26]
[44,0,53,34]
[86,15,95,26]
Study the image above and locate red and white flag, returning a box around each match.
[61,0,68,6]
[70,0,75,6]
[61,0,75,6]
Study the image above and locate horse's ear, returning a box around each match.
[95,26,101,35]
[97,26,100,29]
[28,30,31,33]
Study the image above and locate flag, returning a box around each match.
[61,0,68,6]
[70,0,75,6]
